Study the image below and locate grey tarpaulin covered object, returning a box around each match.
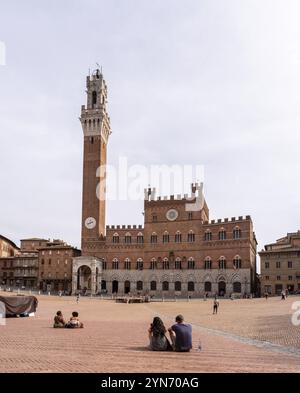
[0,295,38,316]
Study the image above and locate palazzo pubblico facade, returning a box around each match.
[72,70,257,298]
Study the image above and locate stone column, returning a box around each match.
[227,283,233,296]
[72,268,78,295]
[212,283,218,296]
[91,267,97,295]
[106,280,112,295]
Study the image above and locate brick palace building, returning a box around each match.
[259,231,300,296]
[72,70,258,298]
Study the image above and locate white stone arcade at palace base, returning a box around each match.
[99,268,251,298]
[72,256,102,295]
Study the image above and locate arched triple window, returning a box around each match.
[112,258,119,270]
[188,258,195,270]
[124,258,131,270]
[219,229,226,240]
[219,257,227,270]
[233,256,242,269]
[233,227,242,239]
[163,258,169,270]
[175,231,182,243]
[137,232,144,244]
[187,230,195,243]
[175,258,182,270]
[150,258,157,270]
[136,258,144,270]
[204,231,212,241]
[233,282,242,293]
[163,231,170,243]
[150,232,158,244]
[125,232,132,244]
[175,281,181,291]
[204,257,212,270]
[112,233,119,244]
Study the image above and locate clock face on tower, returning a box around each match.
[85,217,96,229]
[166,209,179,221]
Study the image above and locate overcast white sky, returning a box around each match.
[1,0,300,265]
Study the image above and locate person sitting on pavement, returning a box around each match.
[65,311,84,328]
[168,314,192,352]
[53,311,66,328]
[148,317,172,351]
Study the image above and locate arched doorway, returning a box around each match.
[112,280,118,294]
[124,281,131,294]
[233,281,241,293]
[77,265,92,293]
[218,281,226,296]
[204,281,212,292]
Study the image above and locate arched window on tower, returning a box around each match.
[92,91,97,108]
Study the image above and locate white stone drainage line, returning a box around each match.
[143,303,300,358]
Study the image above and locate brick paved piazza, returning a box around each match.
[0,292,300,373]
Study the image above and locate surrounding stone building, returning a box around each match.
[259,231,300,295]
[0,237,80,291]
[73,70,258,297]
[38,239,81,293]
[0,234,19,258]
[0,235,19,287]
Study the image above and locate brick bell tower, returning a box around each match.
[80,69,111,251]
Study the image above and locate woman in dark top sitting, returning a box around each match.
[53,311,66,328]
[148,317,172,351]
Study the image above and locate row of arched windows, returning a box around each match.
[103,256,242,270]
[84,118,101,127]
[101,280,242,293]
[112,231,197,244]
[112,228,242,244]
[204,228,242,241]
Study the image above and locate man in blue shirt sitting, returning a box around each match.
[168,314,192,352]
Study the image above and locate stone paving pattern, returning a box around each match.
[0,292,300,373]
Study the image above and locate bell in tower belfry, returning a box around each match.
[80,69,111,251]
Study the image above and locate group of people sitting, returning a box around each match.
[53,311,84,328]
[148,314,192,352]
